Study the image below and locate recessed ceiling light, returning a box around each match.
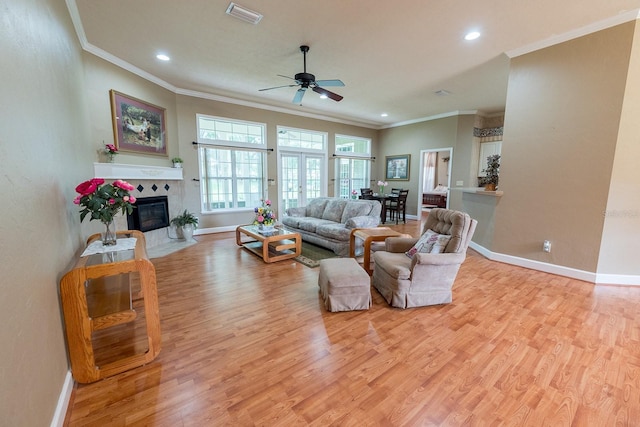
[465,31,481,41]
[156,54,170,61]
[381,113,388,117]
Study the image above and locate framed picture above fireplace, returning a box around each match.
[110,90,167,157]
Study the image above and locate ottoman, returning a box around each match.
[318,258,371,312]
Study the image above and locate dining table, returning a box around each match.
[361,193,398,224]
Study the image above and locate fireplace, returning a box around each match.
[127,196,170,232]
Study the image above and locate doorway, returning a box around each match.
[278,151,326,213]
[417,148,453,217]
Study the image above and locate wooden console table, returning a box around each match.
[236,225,301,263]
[59,230,161,383]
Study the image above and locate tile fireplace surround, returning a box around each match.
[93,163,187,250]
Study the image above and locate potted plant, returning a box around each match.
[171,157,184,168]
[481,154,500,191]
[171,209,198,240]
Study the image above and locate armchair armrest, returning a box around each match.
[384,237,418,253]
[412,252,466,267]
[285,207,306,217]
[345,215,380,229]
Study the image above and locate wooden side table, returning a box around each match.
[349,227,404,275]
[59,230,161,383]
[236,225,302,263]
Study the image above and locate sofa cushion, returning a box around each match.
[305,198,329,218]
[298,217,335,233]
[281,215,301,229]
[340,201,373,224]
[316,223,351,241]
[321,199,347,223]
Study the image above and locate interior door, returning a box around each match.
[279,152,325,213]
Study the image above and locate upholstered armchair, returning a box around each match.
[372,208,477,309]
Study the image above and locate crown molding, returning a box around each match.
[507,9,640,58]
[381,110,478,129]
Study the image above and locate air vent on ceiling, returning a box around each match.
[225,2,263,24]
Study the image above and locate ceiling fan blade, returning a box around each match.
[259,84,298,91]
[292,88,306,104]
[312,86,343,102]
[277,74,296,80]
[315,79,344,87]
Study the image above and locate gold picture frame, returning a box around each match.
[110,90,167,156]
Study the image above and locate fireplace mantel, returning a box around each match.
[94,163,183,180]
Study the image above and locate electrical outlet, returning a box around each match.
[543,240,551,253]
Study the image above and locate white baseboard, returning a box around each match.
[193,225,237,235]
[468,242,640,286]
[50,370,74,427]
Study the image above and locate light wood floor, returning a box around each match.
[64,218,640,426]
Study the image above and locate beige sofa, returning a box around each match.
[283,197,381,256]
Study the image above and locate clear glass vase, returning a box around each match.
[102,220,117,246]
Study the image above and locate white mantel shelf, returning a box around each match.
[94,162,183,180]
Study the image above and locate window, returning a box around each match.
[197,115,267,212]
[335,135,371,198]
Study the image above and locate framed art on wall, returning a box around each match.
[110,90,167,156]
[385,154,411,180]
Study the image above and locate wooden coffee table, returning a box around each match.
[236,225,301,263]
[349,227,405,275]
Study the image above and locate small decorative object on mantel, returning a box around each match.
[104,143,118,163]
[74,178,136,246]
[481,154,500,191]
[254,199,275,232]
[171,157,183,168]
[170,209,199,241]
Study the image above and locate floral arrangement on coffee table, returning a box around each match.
[254,199,275,227]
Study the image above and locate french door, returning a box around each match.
[279,152,325,213]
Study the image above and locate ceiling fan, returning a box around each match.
[259,45,345,104]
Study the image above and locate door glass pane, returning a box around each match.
[281,155,300,211]
[305,156,322,200]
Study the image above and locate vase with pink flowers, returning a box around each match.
[73,178,136,245]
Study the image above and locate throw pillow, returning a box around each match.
[405,229,452,257]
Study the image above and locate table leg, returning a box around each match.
[349,229,359,258]
[363,237,373,275]
[380,203,386,224]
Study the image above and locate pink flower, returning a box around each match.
[123,196,129,202]
[73,195,82,205]
[108,198,116,205]
[129,196,136,203]
[265,199,271,205]
[257,215,264,222]
[75,179,99,195]
[113,179,135,191]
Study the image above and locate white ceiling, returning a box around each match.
[69,1,640,128]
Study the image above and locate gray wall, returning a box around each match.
[0,0,89,424]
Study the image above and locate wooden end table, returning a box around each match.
[236,225,302,263]
[349,227,404,275]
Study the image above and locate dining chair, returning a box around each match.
[387,189,409,224]
[360,188,373,199]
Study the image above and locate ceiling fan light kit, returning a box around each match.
[260,45,345,104]
[225,2,263,25]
